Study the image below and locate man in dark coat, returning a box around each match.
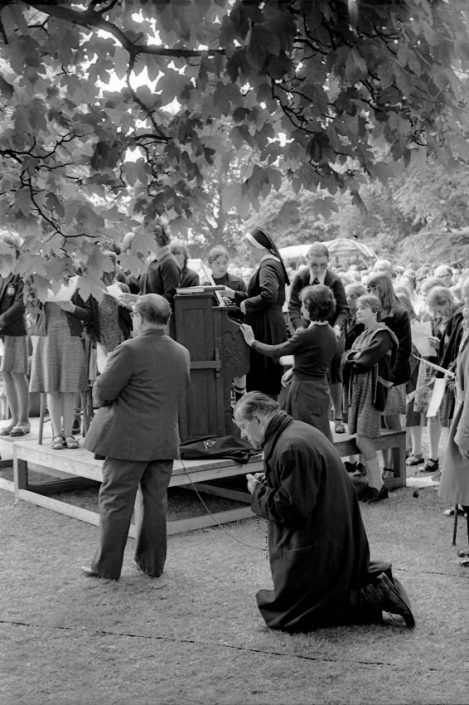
[234,392,415,632]
[82,294,190,580]
[140,223,181,337]
[288,242,349,433]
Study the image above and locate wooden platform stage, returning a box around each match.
[2,421,406,535]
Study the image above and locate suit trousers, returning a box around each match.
[91,457,173,579]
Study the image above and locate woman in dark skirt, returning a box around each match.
[240,285,337,440]
[239,227,289,397]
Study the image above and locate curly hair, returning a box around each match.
[170,240,190,267]
[301,284,336,321]
[207,245,229,265]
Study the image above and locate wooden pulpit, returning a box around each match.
[174,292,249,442]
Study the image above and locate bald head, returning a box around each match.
[135,294,171,326]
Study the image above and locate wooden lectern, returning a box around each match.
[174,291,249,442]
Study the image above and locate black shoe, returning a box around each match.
[361,485,389,503]
[422,458,439,473]
[353,462,366,477]
[81,565,102,578]
[365,572,415,628]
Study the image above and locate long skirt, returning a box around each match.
[283,377,332,441]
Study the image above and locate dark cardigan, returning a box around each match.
[0,274,27,336]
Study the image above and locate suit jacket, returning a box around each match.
[288,267,349,330]
[140,252,180,308]
[84,328,190,461]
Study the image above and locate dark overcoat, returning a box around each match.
[251,412,372,631]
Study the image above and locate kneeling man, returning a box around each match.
[234,392,414,632]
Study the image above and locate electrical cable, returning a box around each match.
[179,459,266,552]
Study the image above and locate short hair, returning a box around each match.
[170,240,190,267]
[373,259,392,272]
[134,293,171,325]
[307,242,329,260]
[426,286,456,312]
[420,276,445,298]
[301,284,336,321]
[434,264,453,278]
[233,391,279,421]
[102,249,118,269]
[366,272,398,316]
[152,223,171,247]
[356,293,383,320]
[207,245,229,265]
[345,282,366,299]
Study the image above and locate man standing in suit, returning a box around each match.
[288,242,349,433]
[82,294,190,580]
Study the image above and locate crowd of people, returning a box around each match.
[1,223,468,631]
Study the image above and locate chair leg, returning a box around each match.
[38,393,46,445]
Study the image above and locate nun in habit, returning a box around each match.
[238,227,289,397]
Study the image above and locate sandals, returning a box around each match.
[51,433,79,450]
[10,424,31,437]
[422,458,439,473]
[0,423,16,436]
[51,435,65,450]
[406,453,424,466]
[334,418,346,434]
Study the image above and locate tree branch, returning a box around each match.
[26,2,224,62]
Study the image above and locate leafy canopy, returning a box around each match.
[0,0,467,290]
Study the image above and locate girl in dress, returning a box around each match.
[29,276,95,450]
[343,294,399,502]
[240,285,337,440]
[365,272,411,473]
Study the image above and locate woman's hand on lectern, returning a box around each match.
[223,287,236,300]
[240,323,255,346]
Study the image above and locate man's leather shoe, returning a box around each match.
[365,572,415,628]
[81,565,101,578]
